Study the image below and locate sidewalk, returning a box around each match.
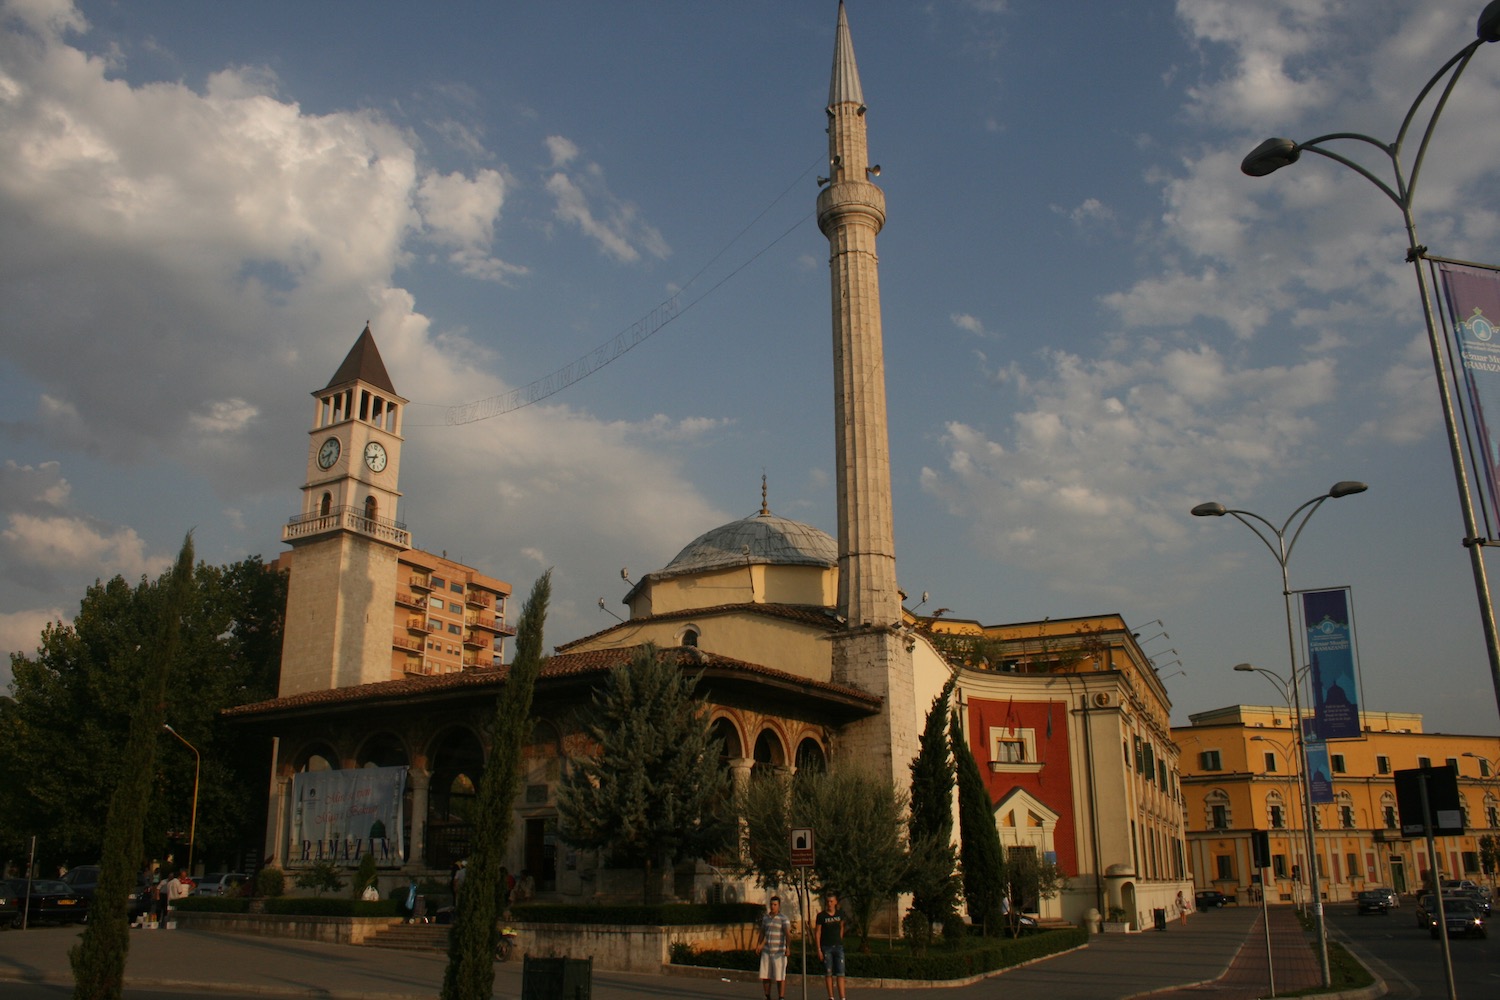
[0,904,1369,1000]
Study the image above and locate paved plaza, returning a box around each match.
[0,905,1374,1000]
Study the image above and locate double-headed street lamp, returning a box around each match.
[1241,3,1500,723]
[1193,481,1367,988]
[163,723,200,876]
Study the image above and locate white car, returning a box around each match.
[193,872,248,896]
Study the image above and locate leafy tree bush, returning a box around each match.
[69,536,196,1000]
[295,860,346,897]
[557,643,733,903]
[906,675,960,932]
[738,766,909,951]
[952,709,1004,934]
[255,866,285,898]
[441,572,551,1000]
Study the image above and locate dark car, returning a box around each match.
[5,878,88,927]
[0,882,18,925]
[1356,889,1391,914]
[61,865,155,919]
[1415,893,1470,929]
[1195,890,1230,909]
[1430,897,1487,939]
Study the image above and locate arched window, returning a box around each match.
[1204,789,1231,831]
[795,737,827,773]
[357,732,408,768]
[294,742,338,772]
[681,627,700,647]
[320,492,332,516]
[752,728,786,777]
[1265,789,1286,829]
[364,495,378,521]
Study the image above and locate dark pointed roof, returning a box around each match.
[828,1,864,108]
[320,323,397,395]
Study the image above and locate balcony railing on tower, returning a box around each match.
[283,505,411,547]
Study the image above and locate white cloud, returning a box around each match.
[542,137,669,265]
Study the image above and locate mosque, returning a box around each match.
[227,2,1190,932]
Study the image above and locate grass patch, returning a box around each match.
[1276,939,1374,996]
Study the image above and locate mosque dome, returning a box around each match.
[660,509,837,579]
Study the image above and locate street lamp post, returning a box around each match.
[163,723,200,876]
[1192,481,1368,988]
[1241,3,1500,723]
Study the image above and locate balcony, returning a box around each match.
[409,575,432,591]
[462,631,491,650]
[466,612,508,633]
[406,616,437,633]
[283,505,411,548]
[396,591,424,609]
[393,634,423,652]
[466,591,494,610]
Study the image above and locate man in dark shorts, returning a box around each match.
[814,891,847,1000]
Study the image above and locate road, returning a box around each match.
[1327,898,1500,999]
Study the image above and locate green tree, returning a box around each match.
[441,571,551,1000]
[557,643,733,903]
[739,767,909,952]
[952,709,1004,934]
[1002,847,1067,936]
[1480,834,1500,882]
[294,860,346,897]
[69,534,194,1000]
[906,675,960,934]
[0,556,284,872]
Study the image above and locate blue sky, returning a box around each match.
[3,0,1500,736]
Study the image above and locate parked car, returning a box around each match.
[1430,897,1487,939]
[61,865,156,919]
[1367,886,1399,909]
[1356,889,1391,915]
[5,878,88,927]
[1195,890,1230,909]
[193,873,249,897]
[0,883,17,925]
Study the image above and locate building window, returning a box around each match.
[1463,851,1480,873]
[1331,754,1346,774]
[1144,742,1156,782]
[1200,750,1223,771]
[1418,756,1432,769]
[681,627,699,647]
[428,595,444,609]
[1215,855,1234,880]
[988,727,1040,772]
[1447,757,1460,773]
[1376,755,1391,774]
[450,581,464,594]
[1211,804,1229,830]
[1264,751,1278,773]
[431,575,446,589]
[449,601,463,613]
[1346,853,1359,883]
[1384,805,1398,829]
[1134,736,1144,773]
[1340,806,1355,829]
[1272,854,1288,878]
[447,622,461,635]
[1269,804,1284,829]
[1487,803,1499,828]
[1158,760,1168,787]
[1479,758,1493,778]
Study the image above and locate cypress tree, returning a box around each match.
[907,676,960,928]
[951,708,1005,934]
[440,571,551,1000]
[71,534,195,1000]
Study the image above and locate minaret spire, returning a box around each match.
[818,2,915,784]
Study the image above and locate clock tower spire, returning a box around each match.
[818,2,916,782]
[278,324,411,697]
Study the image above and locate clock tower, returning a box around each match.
[278,324,412,697]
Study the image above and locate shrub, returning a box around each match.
[173,896,250,913]
[902,909,932,953]
[264,897,399,917]
[294,860,346,897]
[353,853,378,898]
[255,866,285,898]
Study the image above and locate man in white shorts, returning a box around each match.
[756,895,792,1000]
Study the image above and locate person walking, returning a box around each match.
[814,891,848,1000]
[1175,889,1190,925]
[756,895,792,1000]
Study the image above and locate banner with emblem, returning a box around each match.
[290,765,406,866]
[1299,587,1362,741]
[1437,259,1500,538]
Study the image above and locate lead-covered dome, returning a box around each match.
[661,510,837,579]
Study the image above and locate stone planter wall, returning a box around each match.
[172,911,400,945]
[520,922,758,973]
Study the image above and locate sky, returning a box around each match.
[4,0,1500,737]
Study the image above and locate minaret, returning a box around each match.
[818,2,916,781]
[277,325,411,697]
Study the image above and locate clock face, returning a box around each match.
[364,441,388,473]
[317,437,341,469]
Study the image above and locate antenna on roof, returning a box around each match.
[597,598,624,623]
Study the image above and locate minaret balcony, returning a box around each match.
[283,505,411,548]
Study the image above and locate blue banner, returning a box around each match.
[1437,260,1500,539]
[1302,725,1334,805]
[1301,587,1361,740]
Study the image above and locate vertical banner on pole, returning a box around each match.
[1437,259,1500,539]
[1300,587,1362,740]
[1303,718,1335,805]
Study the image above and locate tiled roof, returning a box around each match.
[556,602,843,651]
[224,643,879,720]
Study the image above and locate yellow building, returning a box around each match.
[1175,705,1500,903]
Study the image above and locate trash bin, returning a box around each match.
[1152,907,1167,931]
[521,955,592,1000]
